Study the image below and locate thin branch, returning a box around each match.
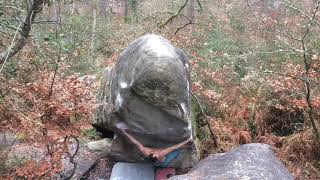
[0,22,22,73]
[153,11,175,16]
[159,0,189,28]
[196,0,203,12]
[175,21,194,34]
[104,0,115,14]
[279,0,320,27]
[33,20,59,24]
[48,0,62,99]
[273,35,305,53]
[1,5,24,12]
[262,70,308,82]
[192,92,218,147]
[0,21,23,31]
[246,0,301,41]
[300,0,320,141]
[0,0,47,64]
[174,14,195,34]
[48,45,61,99]
[0,8,24,22]
[246,0,320,141]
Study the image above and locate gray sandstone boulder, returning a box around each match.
[109,163,155,180]
[94,34,198,168]
[170,143,294,180]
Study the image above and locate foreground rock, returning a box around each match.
[58,143,100,179]
[94,34,198,168]
[110,163,155,180]
[170,143,293,180]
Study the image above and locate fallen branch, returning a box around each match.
[64,135,80,180]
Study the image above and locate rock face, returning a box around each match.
[94,34,198,168]
[58,143,100,179]
[170,143,294,180]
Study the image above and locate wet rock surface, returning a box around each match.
[170,143,294,180]
[94,34,198,168]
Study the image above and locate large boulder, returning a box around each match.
[170,143,294,180]
[94,34,198,168]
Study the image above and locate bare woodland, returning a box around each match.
[0,0,320,179]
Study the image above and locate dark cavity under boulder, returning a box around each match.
[170,143,293,180]
[94,34,198,168]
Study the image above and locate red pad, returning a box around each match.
[155,168,176,180]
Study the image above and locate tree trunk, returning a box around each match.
[0,0,47,64]
[187,0,195,21]
[124,0,128,16]
[70,0,75,14]
[90,7,97,57]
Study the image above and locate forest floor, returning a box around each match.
[1,130,114,179]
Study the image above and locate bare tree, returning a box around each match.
[246,0,320,142]
[186,0,195,21]
[124,0,128,16]
[90,2,97,58]
[0,0,47,65]
[159,0,203,34]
